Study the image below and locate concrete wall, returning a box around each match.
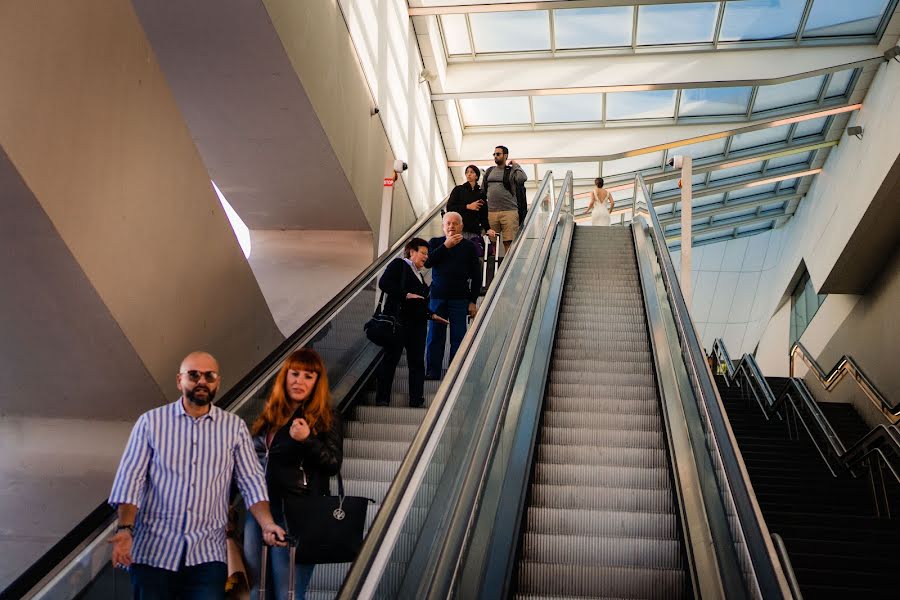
[0,0,283,396]
[263,0,453,222]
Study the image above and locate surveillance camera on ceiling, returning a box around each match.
[667,155,685,169]
[393,159,408,172]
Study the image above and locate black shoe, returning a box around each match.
[375,401,390,407]
[424,373,441,381]
[409,399,425,408]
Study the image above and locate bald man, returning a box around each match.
[108,352,285,600]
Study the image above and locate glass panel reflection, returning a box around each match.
[793,116,829,138]
[804,0,890,37]
[709,161,763,182]
[441,14,471,55]
[460,97,531,126]
[533,94,603,123]
[555,6,634,48]
[719,0,806,40]
[825,69,855,98]
[680,86,753,117]
[766,151,812,170]
[670,138,729,160]
[606,90,677,120]
[637,2,721,45]
[729,183,778,199]
[753,76,826,112]
[470,11,551,52]
[731,124,791,151]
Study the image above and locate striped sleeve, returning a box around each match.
[109,414,152,508]
[232,421,269,507]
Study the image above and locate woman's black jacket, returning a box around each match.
[253,405,343,499]
[378,257,430,326]
[446,182,490,235]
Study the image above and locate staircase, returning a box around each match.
[514,226,691,599]
[716,376,900,598]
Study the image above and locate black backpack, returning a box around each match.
[483,165,528,224]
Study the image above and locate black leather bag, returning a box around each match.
[281,473,374,564]
[364,267,408,347]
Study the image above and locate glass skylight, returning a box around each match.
[636,2,720,45]
[554,7,634,49]
[603,152,664,176]
[729,183,778,199]
[670,138,730,160]
[459,97,531,126]
[709,161,764,182]
[469,11,550,53]
[753,75,826,112]
[680,86,753,117]
[532,94,603,123]
[804,0,891,37]
[440,14,471,55]
[767,151,813,170]
[719,0,806,41]
[825,69,855,98]
[537,162,599,180]
[606,90,677,120]
[793,116,829,138]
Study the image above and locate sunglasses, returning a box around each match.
[493,152,504,157]
[180,370,220,383]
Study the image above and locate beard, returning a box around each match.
[186,385,216,406]
[494,156,503,165]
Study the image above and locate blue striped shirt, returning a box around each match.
[109,399,268,570]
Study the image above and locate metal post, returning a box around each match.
[378,171,397,255]
[680,156,693,309]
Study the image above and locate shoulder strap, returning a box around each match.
[483,166,494,189]
[502,165,513,193]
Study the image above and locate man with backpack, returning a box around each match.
[482,145,528,253]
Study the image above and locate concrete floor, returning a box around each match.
[248,229,374,336]
[0,417,133,590]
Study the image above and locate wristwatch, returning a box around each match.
[115,524,135,535]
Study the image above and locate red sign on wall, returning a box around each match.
[383,178,394,187]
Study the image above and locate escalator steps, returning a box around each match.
[516,226,689,600]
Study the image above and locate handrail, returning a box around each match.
[4,194,453,600]
[771,534,804,600]
[636,173,792,599]
[338,172,557,599]
[713,338,900,517]
[789,341,897,419]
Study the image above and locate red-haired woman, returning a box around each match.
[243,348,342,600]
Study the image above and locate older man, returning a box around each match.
[108,351,285,600]
[425,212,482,379]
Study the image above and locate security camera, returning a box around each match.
[393,159,408,172]
[371,107,380,116]
[667,155,685,169]
[847,125,864,140]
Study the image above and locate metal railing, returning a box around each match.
[634,173,793,599]
[712,338,900,518]
[790,341,898,420]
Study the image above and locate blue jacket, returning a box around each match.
[425,237,481,303]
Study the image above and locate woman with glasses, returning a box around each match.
[244,348,342,600]
[587,177,614,227]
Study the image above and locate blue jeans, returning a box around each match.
[244,511,315,600]
[130,560,226,600]
[426,298,469,377]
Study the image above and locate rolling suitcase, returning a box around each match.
[258,534,299,600]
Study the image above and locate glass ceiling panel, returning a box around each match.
[714,207,758,222]
[441,14,471,55]
[459,97,531,125]
[825,69,855,98]
[538,162,599,180]
[469,11,550,53]
[793,116,828,138]
[778,177,800,190]
[533,94,603,123]
[602,152,663,176]
[731,124,791,151]
[753,75,826,112]
[670,138,729,160]
[761,201,788,212]
[729,182,778,199]
[766,151,812,170]
[804,0,890,37]
[694,192,726,208]
[736,222,774,234]
[554,7,634,49]
[636,2,721,45]
[719,0,806,41]
[607,90,677,120]
[696,231,733,242]
[709,161,764,182]
[680,86,753,117]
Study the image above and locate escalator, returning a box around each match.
[514,226,691,598]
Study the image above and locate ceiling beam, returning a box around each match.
[434,53,883,99]
[410,1,717,16]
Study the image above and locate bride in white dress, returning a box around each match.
[587,177,614,226]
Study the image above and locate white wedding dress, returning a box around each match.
[591,189,611,226]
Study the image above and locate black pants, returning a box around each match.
[376,320,426,406]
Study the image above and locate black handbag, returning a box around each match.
[364,265,408,347]
[281,473,374,564]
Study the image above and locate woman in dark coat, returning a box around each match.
[375,237,448,408]
[244,347,342,600]
[446,164,496,246]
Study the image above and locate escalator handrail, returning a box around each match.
[790,341,897,419]
[338,173,556,599]
[713,338,900,488]
[3,193,451,600]
[419,173,574,600]
[635,173,791,598]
